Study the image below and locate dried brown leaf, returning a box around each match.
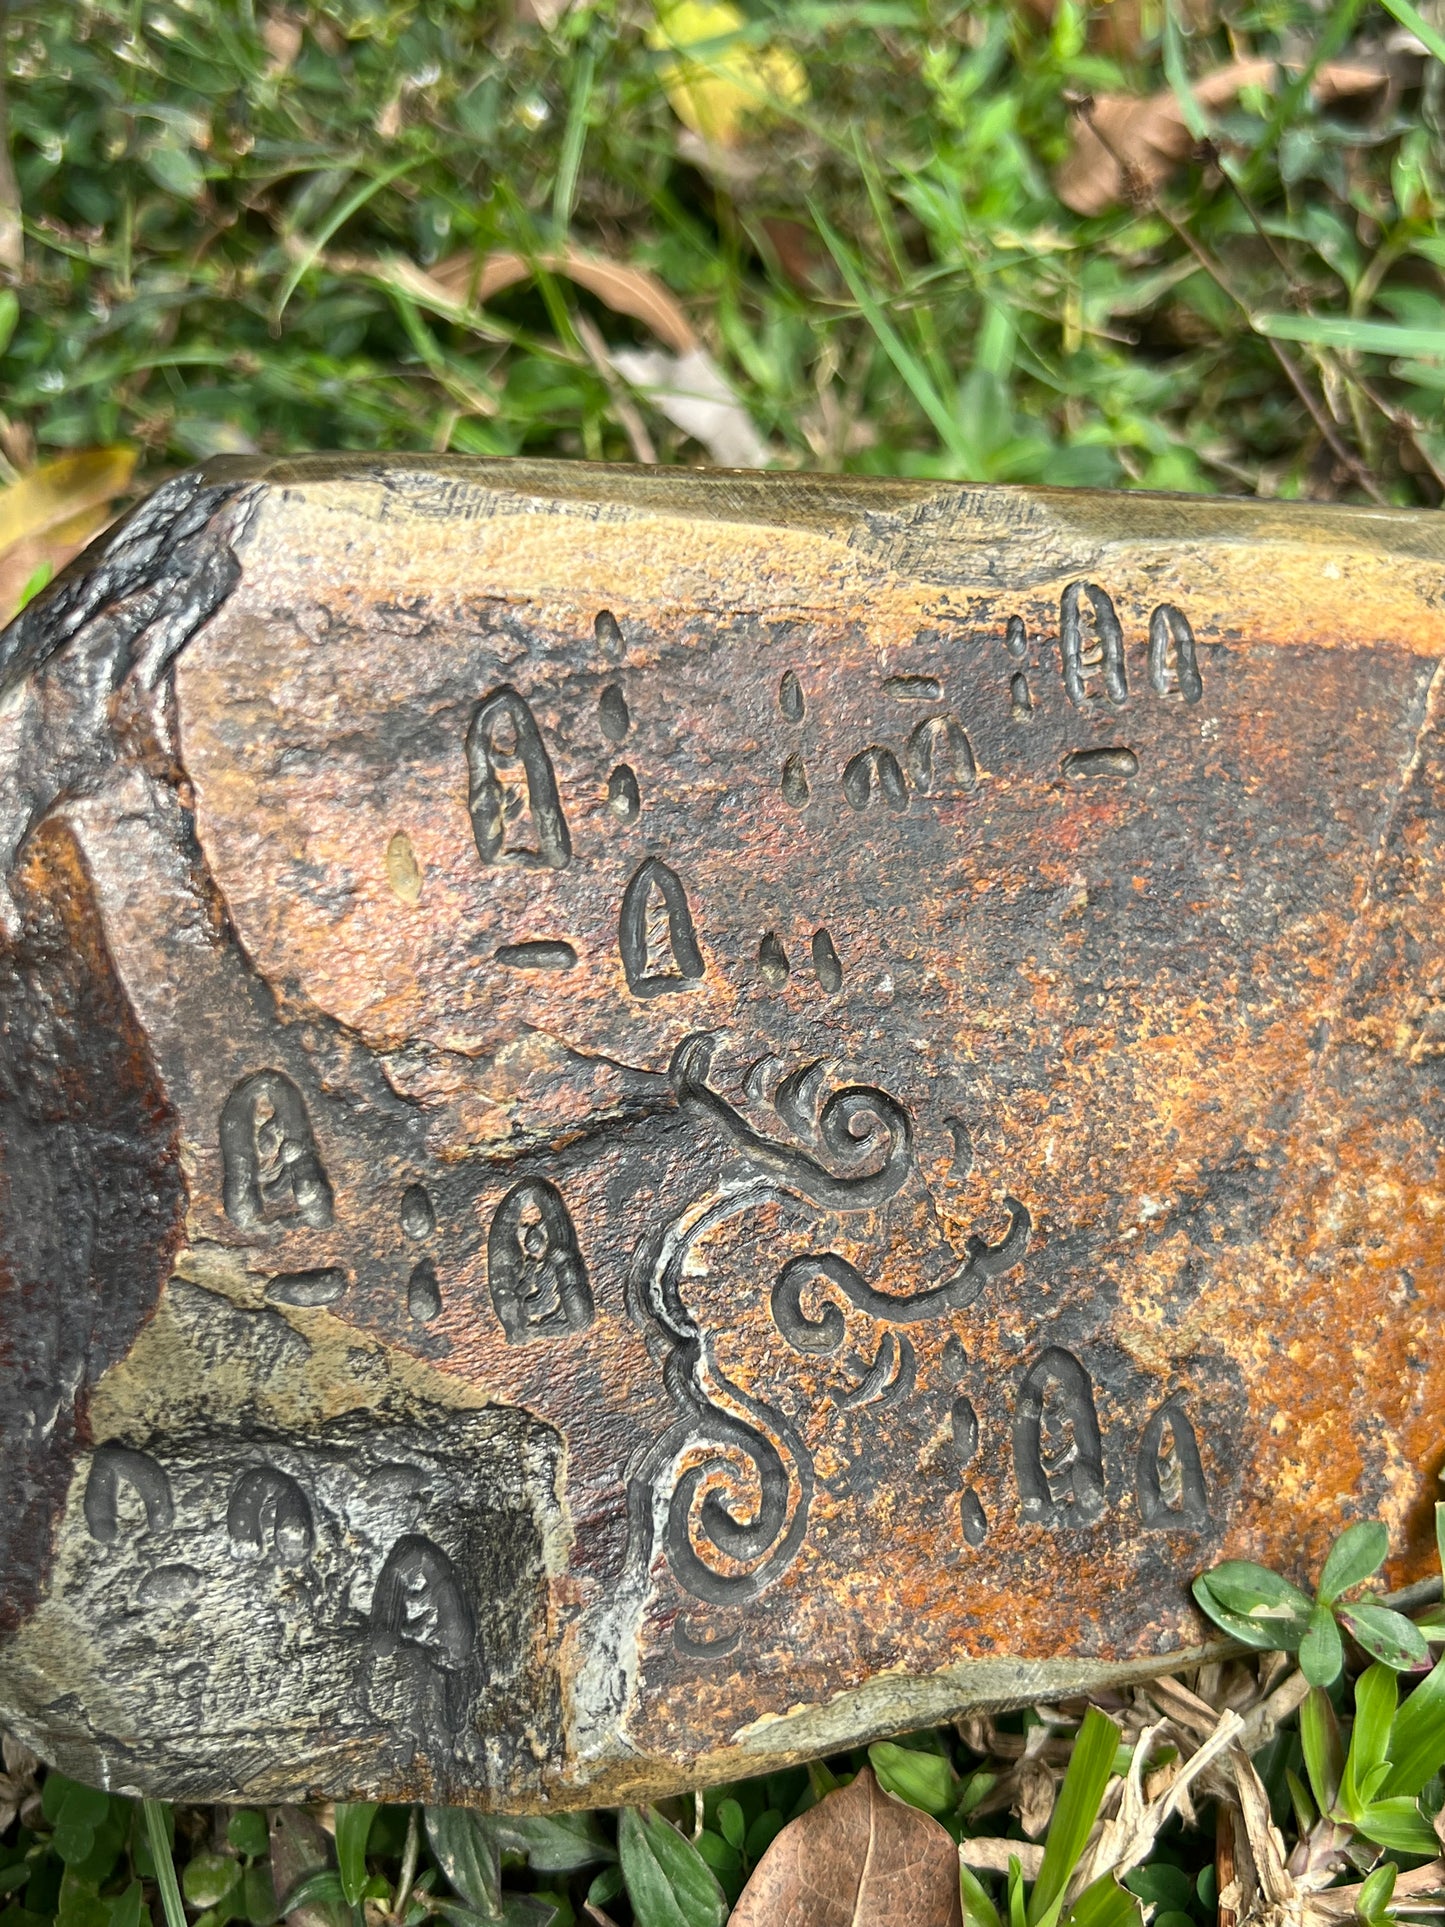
[729,1768,964,1927]
[430,249,699,355]
[1056,58,1390,214]
[0,447,137,626]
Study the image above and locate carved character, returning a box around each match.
[84,1445,173,1543]
[908,715,976,794]
[1137,1396,1208,1528]
[370,1534,475,1673]
[1148,605,1203,703]
[228,1464,314,1563]
[618,857,705,998]
[466,686,571,870]
[842,745,908,812]
[220,1069,333,1232]
[1060,581,1127,708]
[487,1177,593,1343]
[1014,1347,1106,1527]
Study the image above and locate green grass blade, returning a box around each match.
[1384,1652,1445,1797]
[1376,0,1445,63]
[809,205,972,470]
[273,157,419,322]
[1028,1708,1121,1927]
[142,1799,187,1927]
[1252,314,1445,358]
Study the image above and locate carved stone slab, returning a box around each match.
[2,459,1444,1809]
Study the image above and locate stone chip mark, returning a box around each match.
[466,685,571,871]
[220,1069,333,1233]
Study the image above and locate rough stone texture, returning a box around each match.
[1,457,1444,1808]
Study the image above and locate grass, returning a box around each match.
[0,0,1439,499]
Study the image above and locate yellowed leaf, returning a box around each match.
[0,448,138,627]
[648,0,808,150]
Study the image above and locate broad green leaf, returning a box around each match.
[1358,1862,1396,1924]
[1191,1576,1305,1651]
[617,1807,727,1927]
[1300,1601,1344,1687]
[1385,1653,1445,1797]
[426,1809,501,1921]
[489,1812,615,1873]
[961,1864,1003,1927]
[1340,1603,1432,1673]
[1416,1604,1445,1642]
[1029,1708,1121,1927]
[716,1800,745,1851]
[1124,1868,1192,1911]
[1199,1561,1314,1621]
[1064,1876,1144,1927]
[0,288,17,358]
[1354,1797,1441,1856]
[1301,1685,1345,1815]
[271,1873,345,1919]
[227,1813,270,1861]
[1436,1501,1445,1577]
[56,1873,108,1927]
[107,1884,144,1927]
[333,1805,378,1909]
[1319,1522,1388,1603]
[183,1855,243,1912]
[1341,1663,1398,1819]
[868,1740,956,1816]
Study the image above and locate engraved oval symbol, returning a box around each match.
[466,685,571,870]
[1137,1396,1208,1528]
[1148,605,1203,703]
[1062,746,1138,782]
[778,670,805,722]
[759,932,789,987]
[370,1534,474,1671]
[618,856,705,998]
[408,1257,442,1322]
[598,683,630,743]
[780,754,809,809]
[84,1446,173,1544]
[221,1069,333,1233]
[487,1177,592,1344]
[1060,581,1126,708]
[1014,1347,1105,1528]
[908,715,976,794]
[607,763,640,822]
[842,745,907,813]
[400,1183,435,1241]
[228,1465,314,1564]
[1004,615,1028,660]
[811,927,843,993]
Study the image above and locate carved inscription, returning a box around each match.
[619,857,705,998]
[84,1446,174,1543]
[842,745,908,813]
[221,1070,333,1233]
[1138,1397,1209,1528]
[368,1534,476,1731]
[1060,581,1128,708]
[908,715,976,794]
[487,1178,593,1344]
[950,1396,988,1548]
[227,1465,314,1563]
[1149,605,1203,702]
[1014,1348,1106,1528]
[466,686,571,870]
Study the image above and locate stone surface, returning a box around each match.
[1,457,1444,1809]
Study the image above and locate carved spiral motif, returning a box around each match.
[669,1033,912,1211]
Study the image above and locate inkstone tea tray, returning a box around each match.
[1,457,1444,1810]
